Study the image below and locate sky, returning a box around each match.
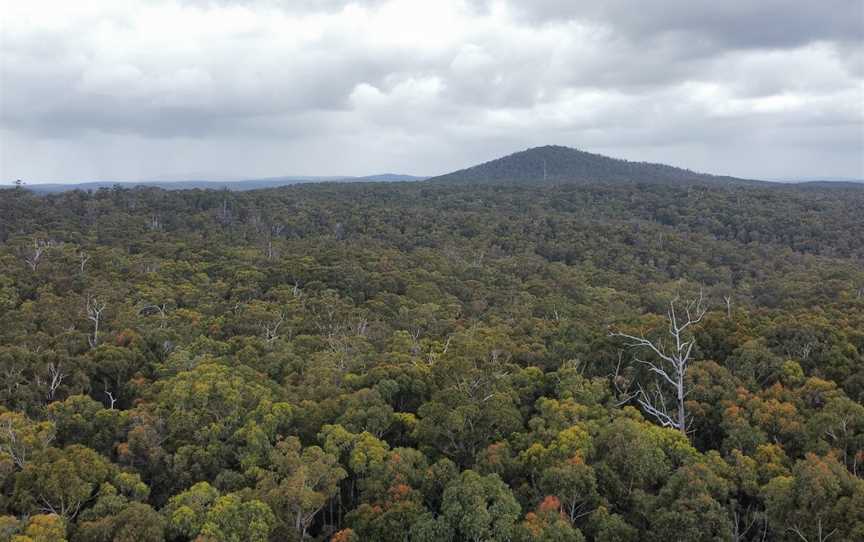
[1,0,863,183]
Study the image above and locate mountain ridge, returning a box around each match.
[428,145,762,186]
[12,147,860,193]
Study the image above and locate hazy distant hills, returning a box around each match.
[428,145,759,186]
[19,173,426,193]
[11,146,861,193]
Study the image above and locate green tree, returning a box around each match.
[540,455,599,523]
[649,462,733,542]
[763,453,864,541]
[516,496,585,542]
[163,481,220,541]
[435,470,521,542]
[0,411,55,469]
[253,437,346,540]
[9,514,66,542]
[13,445,113,519]
[198,493,275,542]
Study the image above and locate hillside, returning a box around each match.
[429,145,757,185]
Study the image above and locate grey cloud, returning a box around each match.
[495,0,863,49]
[1,0,862,183]
[1,30,416,138]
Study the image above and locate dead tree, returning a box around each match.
[218,196,232,225]
[611,292,707,436]
[266,224,285,260]
[104,381,117,410]
[78,250,91,274]
[140,303,169,329]
[731,504,766,542]
[789,518,837,542]
[260,312,285,343]
[723,295,733,319]
[24,239,52,271]
[45,362,65,401]
[86,296,107,348]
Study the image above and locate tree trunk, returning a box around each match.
[677,371,686,435]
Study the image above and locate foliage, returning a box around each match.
[0,178,862,540]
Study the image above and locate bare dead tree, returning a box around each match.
[104,381,117,410]
[86,295,107,348]
[611,292,707,435]
[3,366,25,402]
[218,196,232,225]
[788,517,837,542]
[723,295,733,319]
[78,250,91,274]
[355,318,369,337]
[409,328,423,356]
[45,362,65,401]
[267,224,285,260]
[731,503,766,542]
[790,342,814,362]
[140,303,169,329]
[260,312,285,343]
[471,249,486,267]
[24,239,52,271]
[417,335,452,369]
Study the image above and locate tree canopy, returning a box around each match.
[1,179,862,540]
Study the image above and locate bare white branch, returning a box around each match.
[86,295,107,348]
[46,362,65,401]
[611,292,706,435]
[24,238,53,271]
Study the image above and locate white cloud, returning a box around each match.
[0,0,862,182]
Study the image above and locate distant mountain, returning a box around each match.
[793,180,864,189]
[780,176,864,183]
[428,145,758,186]
[18,174,427,193]
[356,173,425,182]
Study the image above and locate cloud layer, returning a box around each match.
[1,0,862,182]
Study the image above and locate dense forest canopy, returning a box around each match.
[0,178,863,541]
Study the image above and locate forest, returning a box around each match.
[0,179,862,541]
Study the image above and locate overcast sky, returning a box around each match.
[1,0,862,183]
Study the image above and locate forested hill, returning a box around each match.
[429,145,758,186]
[0,179,863,541]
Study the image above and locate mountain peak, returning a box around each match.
[429,145,753,186]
